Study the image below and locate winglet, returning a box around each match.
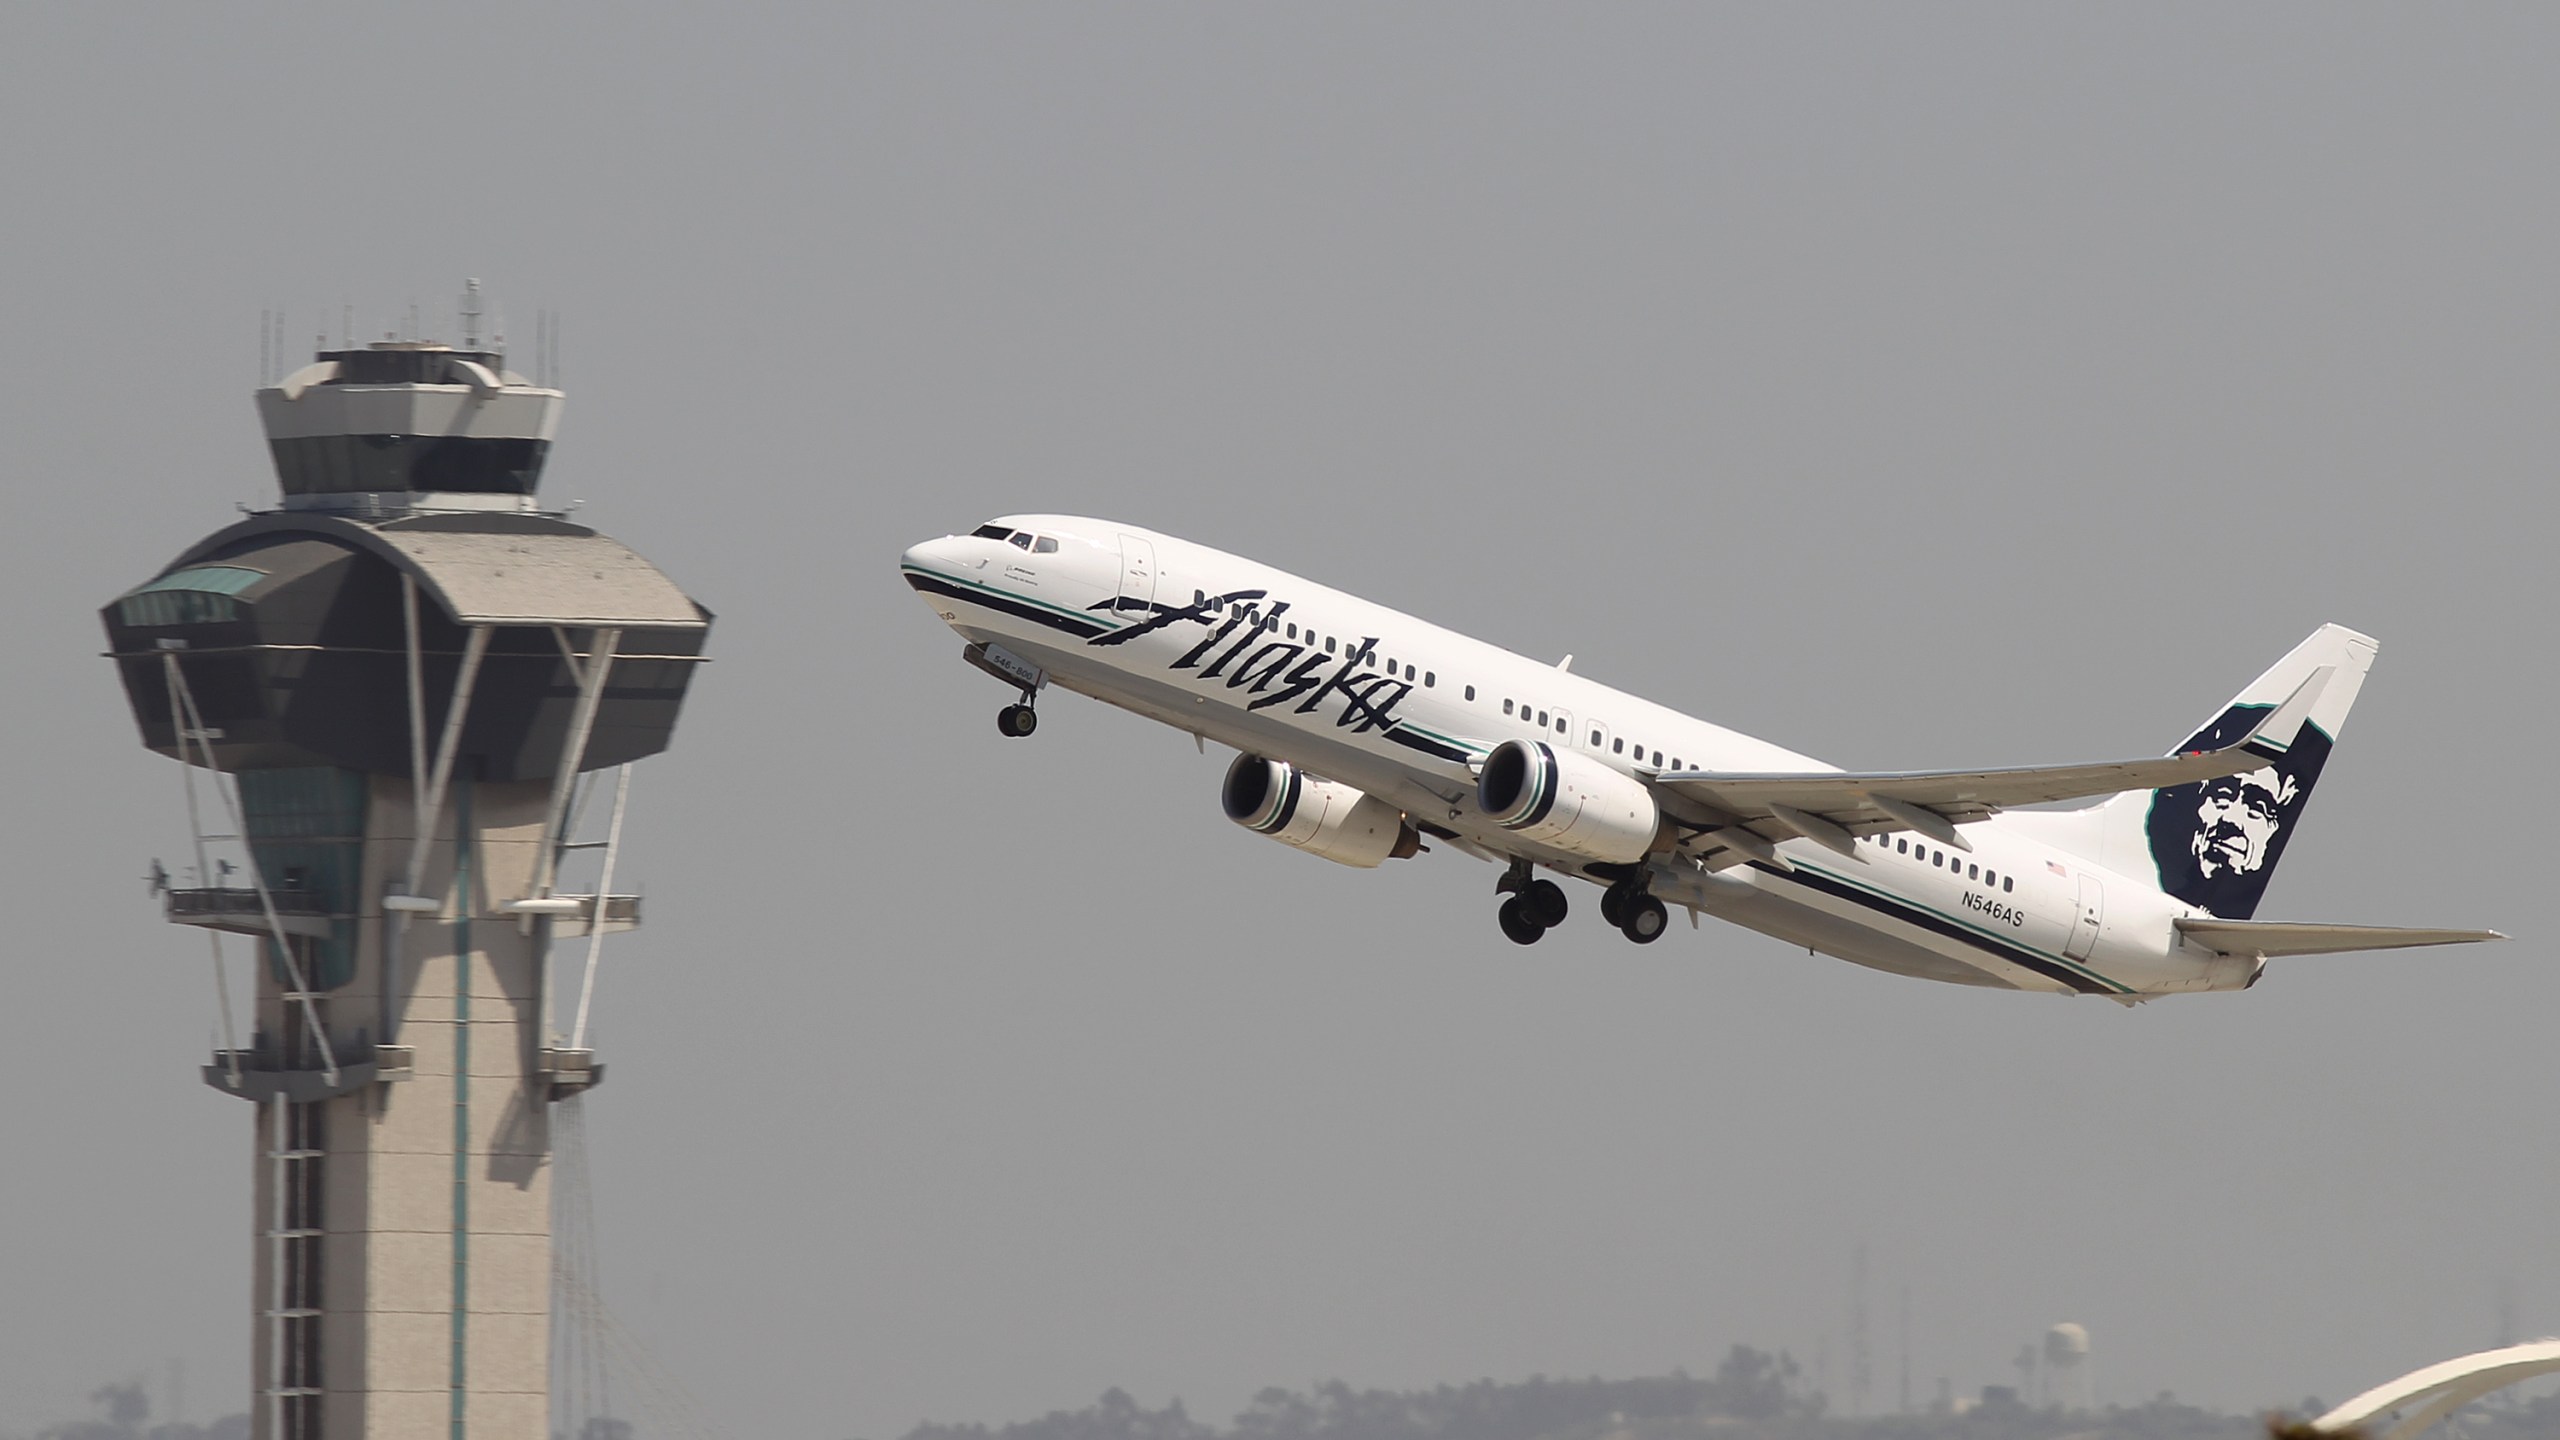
[2237,665,2332,761]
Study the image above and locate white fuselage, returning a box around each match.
[902,516,2252,999]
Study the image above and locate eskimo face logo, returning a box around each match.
[2190,768,2294,881]
[2144,705,2331,920]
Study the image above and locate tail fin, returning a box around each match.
[2034,624,2377,918]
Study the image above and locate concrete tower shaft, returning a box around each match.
[247,779,559,1436]
[103,323,707,1440]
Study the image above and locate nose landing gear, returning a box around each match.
[964,643,1048,739]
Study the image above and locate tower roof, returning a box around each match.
[164,511,707,630]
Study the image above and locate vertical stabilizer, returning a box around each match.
[2030,625,2376,918]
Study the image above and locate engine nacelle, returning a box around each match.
[1221,755,1422,869]
[1476,738,1660,864]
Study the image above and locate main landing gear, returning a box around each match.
[996,698,1039,738]
[1495,863,1667,946]
[1494,861,1569,945]
[1597,879,1668,944]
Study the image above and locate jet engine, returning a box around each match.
[1221,754,1422,868]
[1476,739,1660,864]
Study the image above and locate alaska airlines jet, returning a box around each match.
[901,517,2501,999]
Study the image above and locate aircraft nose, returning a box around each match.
[901,535,960,572]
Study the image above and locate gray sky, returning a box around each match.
[3,5,2556,1435]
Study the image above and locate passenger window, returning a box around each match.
[2003,876,2014,892]
[1590,729,1602,746]
[1612,738,1624,754]
[1556,717,1568,734]
[1968,864,1980,880]
[1425,672,1435,687]
[1464,685,1475,701]
[1325,638,1337,654]
[1896,839,1908,854]
[1286,623,1297,639]
[1033,536,1059,554]
[1504,700,1515,716]
[1932,851,1944,867]
[1537,710,1548,726]
[1405,664,1416,681]
[1652,750,1663,765]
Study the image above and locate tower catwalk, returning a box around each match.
[102,309,709,1439]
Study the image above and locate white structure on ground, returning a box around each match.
[2315,1339,2560,1439]
[2043,1323,2091,1411]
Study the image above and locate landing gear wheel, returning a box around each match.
[1619,894,1668,944]
[1497,896,1546,945]
[1599,886,1628,928]
[997,704,1039,738]
[1524,878,1569,929]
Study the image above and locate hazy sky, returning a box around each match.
[4,5,2557,1436]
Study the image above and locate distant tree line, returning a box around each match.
[883,1345,2560,1440]
[32,1351,2560,1440]
[17,1382,244,1440]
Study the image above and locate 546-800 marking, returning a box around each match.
[1961,891,2026,928]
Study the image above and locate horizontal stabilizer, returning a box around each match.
[2173,918,2507,959]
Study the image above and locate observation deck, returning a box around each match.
[164,886,336,939]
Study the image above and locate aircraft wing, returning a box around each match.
[1656,668,2331,867]
[2173,918,2507,958]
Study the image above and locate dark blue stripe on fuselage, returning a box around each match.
[1385,727,1472,764]
[1751,862,2115,996]
[905,571,1115,640]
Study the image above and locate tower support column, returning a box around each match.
[244,778,555,1440]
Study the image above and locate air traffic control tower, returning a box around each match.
[101,313,709,1438]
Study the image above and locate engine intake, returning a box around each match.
[1477,739,1660,864]
[1222,755,1421,869]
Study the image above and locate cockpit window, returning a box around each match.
[972,522,1064,554]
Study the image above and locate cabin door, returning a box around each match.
[1115,535,1157,618]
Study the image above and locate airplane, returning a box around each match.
[901,516,2503,1000]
